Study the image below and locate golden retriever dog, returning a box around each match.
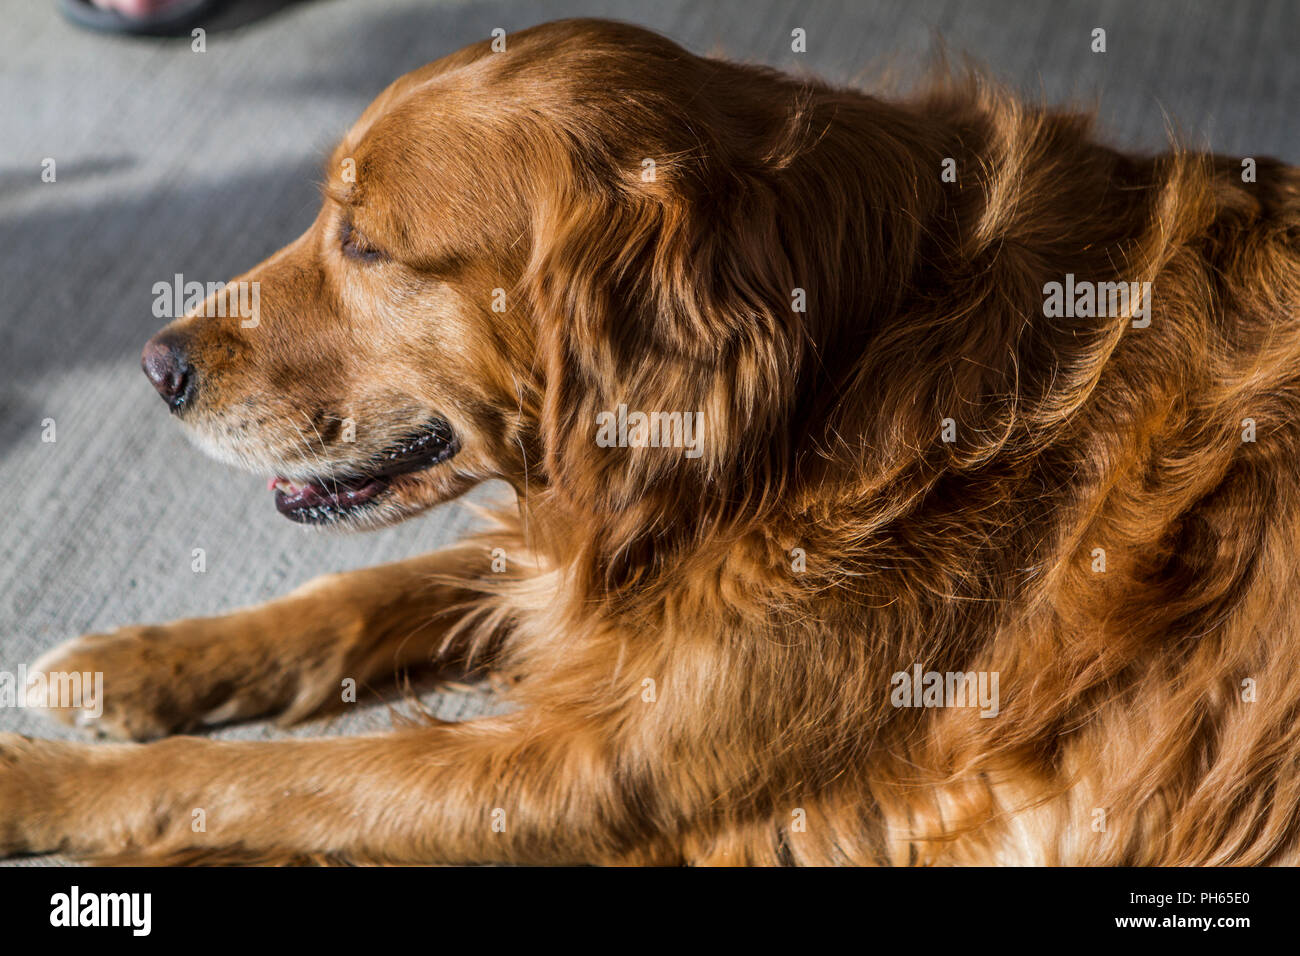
[4,17,1300,865]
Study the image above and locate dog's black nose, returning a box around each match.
[141,331,195,409]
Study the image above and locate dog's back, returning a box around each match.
[765,80,1300,864]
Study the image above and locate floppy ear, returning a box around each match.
[526,167,803,562]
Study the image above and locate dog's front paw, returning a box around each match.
[27,618,339,740]
[0,732,68,856]
[0,733,33,855]
[28,628,197,741]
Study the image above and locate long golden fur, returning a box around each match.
[5,18,1300,865]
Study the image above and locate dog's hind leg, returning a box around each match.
[25,541,515,740]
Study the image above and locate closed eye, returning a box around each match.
[339,219,386,263]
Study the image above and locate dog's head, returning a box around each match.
[143,19,885,537]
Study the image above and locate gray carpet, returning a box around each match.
[1,0,1297,863]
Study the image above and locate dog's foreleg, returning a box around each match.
[26,545,507,740]
[0,715,647,864]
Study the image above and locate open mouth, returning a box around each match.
[269,418,457,524]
